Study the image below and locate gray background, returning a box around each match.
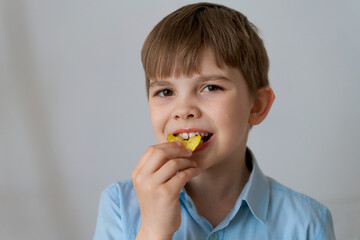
[1,0,359,239]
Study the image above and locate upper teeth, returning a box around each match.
[176,132,209,140]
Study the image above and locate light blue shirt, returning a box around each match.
[93,149,335,239]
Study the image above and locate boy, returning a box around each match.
[94,3,335,239]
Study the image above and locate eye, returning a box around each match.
[202,85,223,92]
[155,89,174,97]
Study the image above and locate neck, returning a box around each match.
[185,146,251,203]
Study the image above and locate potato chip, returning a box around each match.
[167,133,201,151]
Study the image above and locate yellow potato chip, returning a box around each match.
[167,133,201,152]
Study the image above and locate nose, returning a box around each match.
[173,100,201,120]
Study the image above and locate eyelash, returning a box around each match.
[202,85,223,92]
[153,85,223,98]
[154,89,174,97]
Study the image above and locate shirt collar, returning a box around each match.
[180,147,270,224]
[237,147,270,223]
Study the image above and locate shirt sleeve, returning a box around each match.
[93,185,123,240]
[316,208,336,240]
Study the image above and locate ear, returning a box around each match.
[249,87,275,125]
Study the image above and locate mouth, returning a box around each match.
[172,131,213,143]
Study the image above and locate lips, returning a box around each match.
[171,128,213,143]
[169,128,214,152]
[194,134,214,152]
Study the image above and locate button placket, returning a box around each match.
[209,232,218,240]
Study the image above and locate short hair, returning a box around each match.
[141,2,269,96]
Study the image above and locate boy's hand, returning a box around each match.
[132,142,201,240]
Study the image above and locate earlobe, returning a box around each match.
[248,87,275,125]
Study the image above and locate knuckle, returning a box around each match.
[131,173,144,186]
[177,170,189,179]
[132,175,141,185]
[155,148,167,159]
[158,185,171,196]
[131,171,139,182]
[146,145,156,153]
[167,159,179,169]
[144,182,154,192]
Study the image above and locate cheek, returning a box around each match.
[211,97,250,127]
[149,105,168,141]
[210,97,251,143]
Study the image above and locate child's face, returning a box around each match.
[148,49,254,169]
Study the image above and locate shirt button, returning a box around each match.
[209,233,218,240]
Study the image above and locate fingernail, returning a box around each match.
[174,141,182,146]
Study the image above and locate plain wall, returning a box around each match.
[1,0,359,239]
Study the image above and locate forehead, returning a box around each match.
[149,49,227,83]
[147,47,226,79]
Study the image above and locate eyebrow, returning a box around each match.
[195,74,231,82]
[149,74,231,88]
[149,81,173,88]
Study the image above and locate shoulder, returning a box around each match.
[268,178,328,216]
[102,179,135,199]
[266,178,335,239]
[94,179,140,239]
[100,179,138,209]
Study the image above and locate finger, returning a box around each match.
[153,158,198,184]
[132,142,191,188]
[165,167,201,193]
[135,142,186,171]
[139,142,192,175]
[133,145,154,174]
